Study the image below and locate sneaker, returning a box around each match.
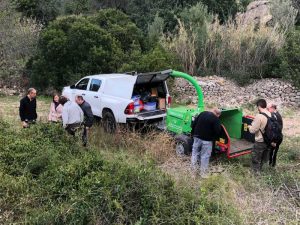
[200,173,210,179]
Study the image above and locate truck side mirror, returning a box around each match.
[70,84,75,89]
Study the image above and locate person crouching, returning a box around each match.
[59,96,83,136]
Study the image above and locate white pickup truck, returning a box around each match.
[62,70,172,132]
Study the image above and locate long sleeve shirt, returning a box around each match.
[79,101,94,127]
[192,111,222,141]
[62,101,84,128]
[248,109,271,142]
[48,102,63,122]
[19,96,37,121]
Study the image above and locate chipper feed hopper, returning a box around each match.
[165,70,255,158]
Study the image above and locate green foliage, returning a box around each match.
[28,9,181,90]
[89,8,145,52]
[0,120,242,224]
[120,44,182,73]
[201,0,250,23]
[0,0,41,87]
[13,0,61,24]
[125,0,200,33]
[273,28,300,88]
[28,10,141,90]
[181,2,212,68]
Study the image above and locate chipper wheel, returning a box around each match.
[174,134,193,156]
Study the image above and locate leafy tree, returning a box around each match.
[119,44,182,73]
[89,9,145,52]
[13,0,61,24]
[275,29,300,88]
[29,16,123,90]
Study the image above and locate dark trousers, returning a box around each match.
[269,139,283,167]
[252,142,270,172]
[65,123,81,136]
[82,126,90,147]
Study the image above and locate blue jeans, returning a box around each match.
[191,137,213,175]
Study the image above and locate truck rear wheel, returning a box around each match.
[102,110,116,133]
[174,134,193,156]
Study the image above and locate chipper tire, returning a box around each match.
[174,134,193,156]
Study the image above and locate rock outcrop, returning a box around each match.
[236,0,272,26]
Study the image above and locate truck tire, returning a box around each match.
[102,110,116,133]
[174,134,193,156]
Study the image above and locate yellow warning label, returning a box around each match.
[244,123,248,131]
[219,138,225,144]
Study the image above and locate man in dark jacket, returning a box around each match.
[191,108,222,177]
[19,88,37,128]
[267,103,283,167]
[75,95,94,146]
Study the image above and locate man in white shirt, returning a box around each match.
[59,96,84,135]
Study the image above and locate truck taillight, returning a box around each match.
[167,96,172,107]
[124,102,134,114]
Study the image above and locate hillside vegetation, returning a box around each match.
[0,96,299,224]
[0,0,299,90]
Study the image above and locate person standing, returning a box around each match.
[48,94,63,122]
[248,99,272,173]
[191,108,222,177]
[75,95,94,146]
[267,103,283,167]
[59,96,84,136]
[19,88,37,128]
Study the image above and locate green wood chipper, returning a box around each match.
[164,69,255,158]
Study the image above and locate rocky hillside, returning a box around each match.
[174,76,300,108]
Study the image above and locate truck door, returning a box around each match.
[85,78,102,117]
[72,78,90,101]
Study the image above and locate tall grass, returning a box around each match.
[90,125,175,163]
[163,17,285,83]
[0,120,242,224]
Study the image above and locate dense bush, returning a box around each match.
[272,28,300,88]
[13,0,61,24]
[28,9,181,91]
[28,15,123,90]
[0,120,242,224]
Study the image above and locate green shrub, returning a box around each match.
[274,28,300,88]
[0,120,242,225]
[28,14,124,90]
[28,9,179,91]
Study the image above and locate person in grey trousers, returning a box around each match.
[59,96,84,136]
[191,108,222,178]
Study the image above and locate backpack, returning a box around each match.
[259,112,283,145]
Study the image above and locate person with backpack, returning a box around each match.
[267,103,283,167]
[191,108,222,178]
[248,99,281,173]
